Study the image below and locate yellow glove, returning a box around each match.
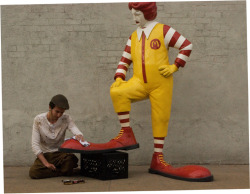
[159,64,178,78]
[110,77,126,88]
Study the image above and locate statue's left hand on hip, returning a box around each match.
[159,64,178,78]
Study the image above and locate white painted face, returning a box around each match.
[131,8,147,28]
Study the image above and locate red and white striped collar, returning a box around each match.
[136,21,158,40]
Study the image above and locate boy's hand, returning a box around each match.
[75,134,84,142]
[45,162,56,171]
[111,77,126,88]
[159,64,178,78]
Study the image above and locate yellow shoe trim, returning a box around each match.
[158,154,170,166]
[113,129,124,140]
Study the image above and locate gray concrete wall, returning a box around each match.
[1,1,248,166]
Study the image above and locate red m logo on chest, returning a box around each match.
[150,39,161,49]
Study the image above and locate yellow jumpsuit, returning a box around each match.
[110,23,173,137]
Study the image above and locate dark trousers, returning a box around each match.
[29,151,78,179]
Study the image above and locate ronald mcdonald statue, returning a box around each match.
[60,2,213,182]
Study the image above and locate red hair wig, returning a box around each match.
[128,2,157,21]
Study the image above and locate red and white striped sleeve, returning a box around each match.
[114,36,132,80]
[163,25,193,68]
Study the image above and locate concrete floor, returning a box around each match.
[3,165,250,193]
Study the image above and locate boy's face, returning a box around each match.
[49,106,65,121]
[131,8,147,28]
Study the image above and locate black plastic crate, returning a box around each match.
[80,151,128,180]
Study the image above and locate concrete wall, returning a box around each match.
[1,1,248,166]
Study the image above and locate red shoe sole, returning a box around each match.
[59,143,140,154]
[148,168,214,182]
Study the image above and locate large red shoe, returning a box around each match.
[149,152,213,182]
[59,127,139,153]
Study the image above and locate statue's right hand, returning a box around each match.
[110,77,125,88]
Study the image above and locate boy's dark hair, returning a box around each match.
[49,101,56,109]
[49,94,69,110]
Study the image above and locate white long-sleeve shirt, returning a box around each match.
[31,112,83,156]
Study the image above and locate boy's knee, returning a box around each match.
[29,167,39,179]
